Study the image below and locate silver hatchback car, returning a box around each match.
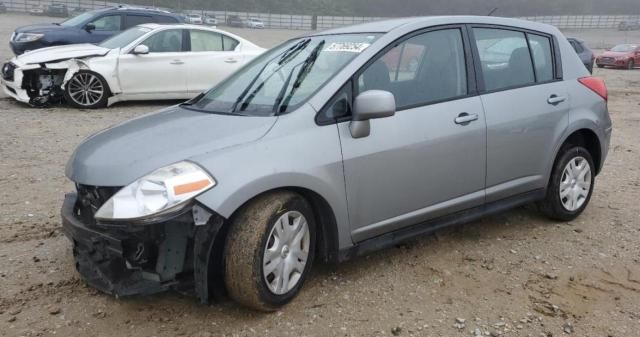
[62,16,612,311]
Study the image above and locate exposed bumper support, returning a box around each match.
[61,193,225,302]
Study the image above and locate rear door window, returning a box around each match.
[155,15,180,24]
[189,30,223,52]
[124,14,154,29]
[473,28,535,91]
[528,34,554,83]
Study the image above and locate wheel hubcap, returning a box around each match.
[263,211,310,295]
[68,73,104,106]
[559,156,591,212]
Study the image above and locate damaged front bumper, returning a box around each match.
[2,61,67,106]
[61,192,225,302]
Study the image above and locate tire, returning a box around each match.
[224,191,316,311]
[597,64,604,68]
[538,146,595,222]
[64,70,109,109]
[628,59,635,70]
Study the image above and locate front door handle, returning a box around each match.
[224,58,238,63]
[170,59,184,65]
[454,112,479,125]
[547,94,566,105]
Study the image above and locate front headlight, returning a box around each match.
[14,33,44,43]
[95,161,216,222]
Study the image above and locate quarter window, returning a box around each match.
[357,28,468,109]
[528,34,554,82]
[143,29,183,53]
[473,28,535,91]
[89,15,121,31]
[223,35,239,51]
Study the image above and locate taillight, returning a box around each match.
[578,76,608,101]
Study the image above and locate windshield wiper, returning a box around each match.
[230,38,311,113]
[273,40,325,114]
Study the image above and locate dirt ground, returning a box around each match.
[1,13,640,337]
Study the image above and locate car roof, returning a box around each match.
[310,15,558,36]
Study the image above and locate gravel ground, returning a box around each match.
[1,13,640,337]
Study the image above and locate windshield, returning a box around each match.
[611,44,636,52]
[99,27,152,49]
[60,10,97,27]
[187,34,380,116]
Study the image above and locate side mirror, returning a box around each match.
[132,45,149,55]
[84,23,95,32]
[349,90,396,139]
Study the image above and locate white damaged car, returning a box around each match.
[0,24,264,108]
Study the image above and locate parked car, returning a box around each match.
[618,20,640,31]
[60,16,611,311]
[595,44,640,69]
[246,17,265,29]
[185,14,203,24]
[46,3,68,17]
[568,37,594,73]
[29,5,45,16]
[204,15,217,26]
[1,24,263,108]
[226,15,244,27]
[9,6,183,55]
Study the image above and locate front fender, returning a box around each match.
[191,110,352,250]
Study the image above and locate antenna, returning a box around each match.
[487,7,498,16]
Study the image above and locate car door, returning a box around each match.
[84,13,123,43]
[470,27,569,203]
[184,29,245,93]
[337,27,487,242]
[117,29,189,96]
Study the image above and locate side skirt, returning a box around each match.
[338,189,545,262]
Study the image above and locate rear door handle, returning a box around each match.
[454,112,479,125]
[224,58,238,63]
[170,59,184,65]
[547,94,566,105]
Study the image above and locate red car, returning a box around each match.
[596,44,640,69]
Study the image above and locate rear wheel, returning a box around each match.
[539,146,595,221]
[64,70,109,109]
[597,64,604,68]
[224,191,315,311]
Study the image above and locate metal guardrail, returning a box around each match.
[2,0,640,31]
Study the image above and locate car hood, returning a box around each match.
[66,105,278,186]
[599,51,631,58]
[15,23,68,34]
[15,43,110,65]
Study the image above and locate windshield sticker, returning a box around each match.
[324,42,371,53]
